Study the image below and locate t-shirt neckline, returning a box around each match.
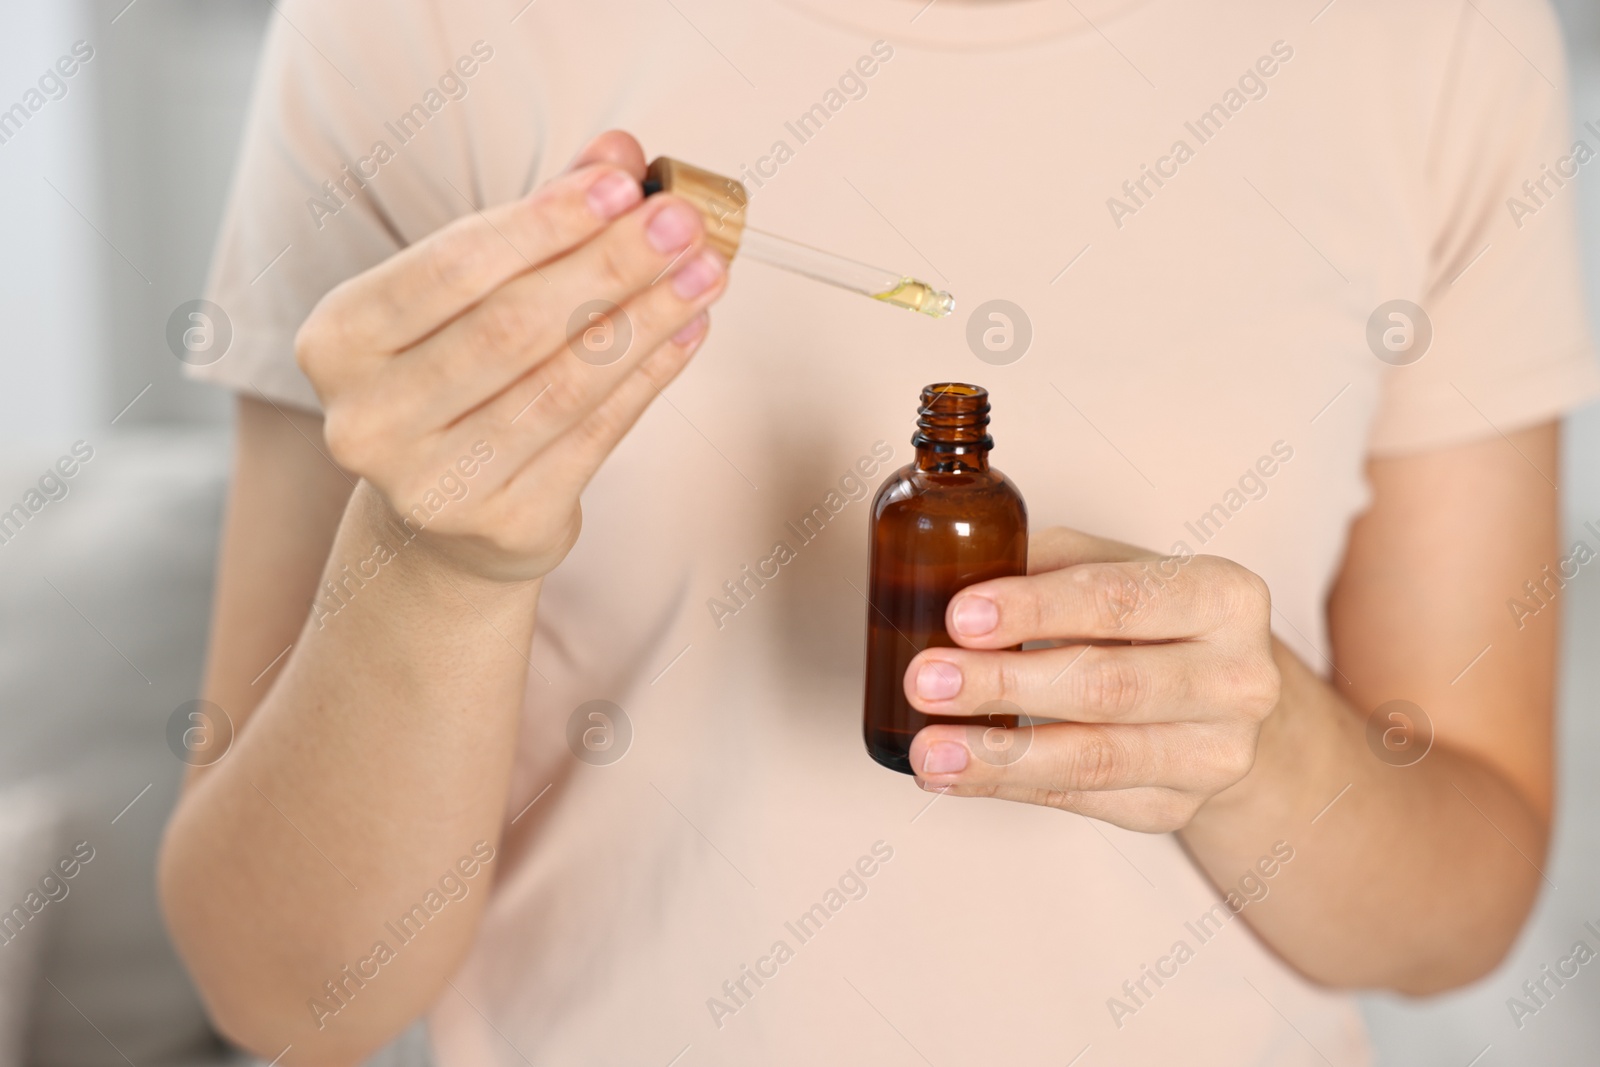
[775,0,1152,51]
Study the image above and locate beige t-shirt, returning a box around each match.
[191,0,1599,1063]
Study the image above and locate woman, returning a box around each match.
[159,0,1598,1063]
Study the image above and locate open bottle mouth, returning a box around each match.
[914,382,993,452]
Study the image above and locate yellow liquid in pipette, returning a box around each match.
[872,278,956,319]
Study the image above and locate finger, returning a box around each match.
[913,780,1201,834]
[457,252,725,479]
[408,317,711,559]
[909,720,1255,798]
[904,642,1225,724]
[944,554,1264,647]
[386,192,708,422]
[488,316,711,516]
[312,162,646,358]
[1027,526,1152,573]
[564,130,647,178]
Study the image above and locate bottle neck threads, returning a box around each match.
[912,383,992,472]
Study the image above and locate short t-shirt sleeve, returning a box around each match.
[184,0,473,412]
[1367,0,1600,455]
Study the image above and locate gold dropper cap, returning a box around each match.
[644,157,748,260]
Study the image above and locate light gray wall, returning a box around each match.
[0,1,108,441]
[89,0,269,428]
[0,0,268,444]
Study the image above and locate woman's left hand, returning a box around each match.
[906,527,1282,832]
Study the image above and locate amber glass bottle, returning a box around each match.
[863,384,1028,774]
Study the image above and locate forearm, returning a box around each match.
[158,481,540,1063]
[1180,640,1549,994]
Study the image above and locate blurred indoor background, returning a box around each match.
[0,1,1595,1064]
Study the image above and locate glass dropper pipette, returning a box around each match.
[642,156,956,320]
[736,227,955,318]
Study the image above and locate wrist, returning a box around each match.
[333,480,544,606]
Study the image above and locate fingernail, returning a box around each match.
[672,312,708,345]
[923,741,968,775]
[672,250,724,300]
[952,596,998,637]
[586,171,641,219]
[646,200,700,254]
[915,660,962,701]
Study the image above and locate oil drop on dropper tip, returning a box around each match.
[642,157,956,319]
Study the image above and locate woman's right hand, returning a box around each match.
[295,131,726,582]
